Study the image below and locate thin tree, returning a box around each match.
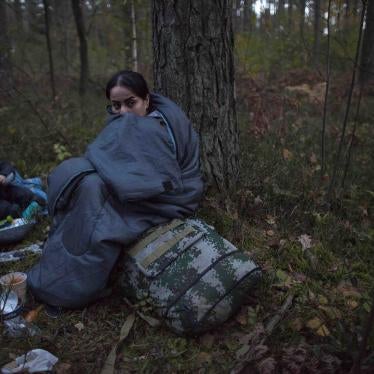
[54,0,71,75]
[71,0,89,96]
[341,86,363,188]
[288,0,294,32]
[360,0,374,84]
[242,0,252,32]
[321,0,332,177]
[0,0,12,93]
[152,0,239,193]
[299,0,306,38]
[342,0,368,188]
[14,0,23,32]
[327,2,367,201]
[42,0,56,100]
[313,0,321,66]
[131,0,138,72]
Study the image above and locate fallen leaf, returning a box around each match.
[309,153,318,164]
[236,344,250,359]
[101,313,136,374]
[136,311,160,327]
[319,305,342,319]
[224,338,237,351]
[293,273,306,282]
[248,306,258,326]
[235,307,248,326]
[318,295,328,305]
[237,333,251,345]
[276,270,289,282]
[298,234,312,251]
[200,333,215,348]
[254,196,263,205]
[316,324,330,336]
[74,322,84,331]
[267,239,280,249]
[306,317,330,336]
[257,356,276,373]
[363,303,371,313]
[266,230,275,237]
[282,148,293,161]
[24,305,44,323]
[265,216,276,225]
[347,299,359,310]
[306,317,323,330]
[337,282,362,299]
[290,318,303,331]
[196,352,212,365]
[55,363,72,374]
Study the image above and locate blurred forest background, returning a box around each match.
[1,0,374,373]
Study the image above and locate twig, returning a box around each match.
[327,2,366,201]
[264,294,294,337]
[341,86,363,188]
[11,85,71,146]
[231,294,294,374]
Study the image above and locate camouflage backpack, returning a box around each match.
[119,218,261,335]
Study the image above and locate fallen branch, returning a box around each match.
[231,294,294,374]
[264,294,294,336]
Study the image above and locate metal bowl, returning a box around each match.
[0,290,23,319]
[0,219,36,245]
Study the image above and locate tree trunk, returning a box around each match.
[0,0,12,92]
[14,0,23,32]
[152,0,239,193]
[353,0,359,16]
[242,0,252,32]
[71,0,89,96]
[360,0,374,84]
[299,0,306,37]
[313,0,321,66]
[42,0,56,100]
[131,0,138,72]
[288,0,293,31]
[55,0,71,75]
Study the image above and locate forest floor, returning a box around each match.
[0,69,373,373]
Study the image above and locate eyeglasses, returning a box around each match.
[106,105,118,115]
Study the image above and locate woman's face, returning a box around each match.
[109,85,149,116]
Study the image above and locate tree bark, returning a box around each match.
[299,0,306,37]
[242,0,252,32]
[71,0,89,96]
[42,0,56,100]
[313,0,321,66]
[360,0,374,84]
[288,0,293,32]
[131,0,138,72]
[152,0,239,192]
[0,0,12,93]
[54,0,71,75]
[14,0,23,32]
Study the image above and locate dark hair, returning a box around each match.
[105,70,150,100]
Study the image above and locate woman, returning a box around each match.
[28,71,204,308]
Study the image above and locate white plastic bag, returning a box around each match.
[1,349,58,373]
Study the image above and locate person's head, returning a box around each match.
[105,70,151,116]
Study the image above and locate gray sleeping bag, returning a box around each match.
[27,94,204,308]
